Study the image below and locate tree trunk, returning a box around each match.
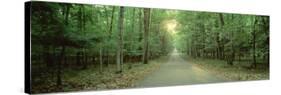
[262,17,270,66]
[56,45,64,88]
[217,13,225,60]
[78,5,87,69]
[117,6,124,73]
[251,17,257,68]
[138,9,143,51]
[99,46,103,72]
[216,32,221,59]
[82,50,87,69]
[143,8,150,64]
[56,4,70,88]
[106,7,115,67]
[128,8,136,69]
[227,15,235,66]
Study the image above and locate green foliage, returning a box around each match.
[30,1,269,93]
[174,11,269,66]
[30,2,174,93]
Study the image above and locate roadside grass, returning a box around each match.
[31,55,168,93]
[184,56,269,81]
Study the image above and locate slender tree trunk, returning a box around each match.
[56,4,70,88]
[44,45,52,67]
[103,6,110,67]
[128,8,136,69]
[138,9,143,51]
[57,45,65,88]
[143,8,150,64]
[227,15,235,66]
[117,6,124,73]
[216,32,221,59]
[217,13,225,60]
[252,17,257,68]
[262,17,270,66]
[99,46,103,72]
[106,7,115,67]
[78,5,87,69]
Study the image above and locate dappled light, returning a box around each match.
[165,19,178,34]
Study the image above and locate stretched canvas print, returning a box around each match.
[25,1,270,94]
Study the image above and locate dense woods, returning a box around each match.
[174,11,269,68]
[29,2,269,93]
[30,2,173,93]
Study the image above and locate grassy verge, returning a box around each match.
[184,56,269,81]
[31,56,168,93]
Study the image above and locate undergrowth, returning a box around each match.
[31,56,168,93]
[185,56,269,81]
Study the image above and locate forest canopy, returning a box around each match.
[29,1,269,93]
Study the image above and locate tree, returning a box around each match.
[56,3,71,88]
[117,6,125,73]
[174,11,269,68]
[143,8,151,64]
[106,6,116,66]
[251,16,258,68]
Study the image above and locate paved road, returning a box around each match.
[137,49,227,87]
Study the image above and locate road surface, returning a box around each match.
[137,49,227,87]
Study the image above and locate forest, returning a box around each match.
[175,10,269,67]
[29,1,269,93]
